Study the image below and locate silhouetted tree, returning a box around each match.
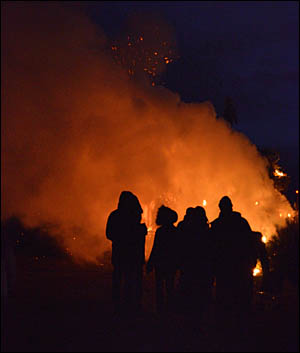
[222,96,238,127]
[259,147,290,194]
[267,218,299,291]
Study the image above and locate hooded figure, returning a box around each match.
[106,191,147,315]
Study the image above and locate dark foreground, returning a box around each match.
[2,256,299,352]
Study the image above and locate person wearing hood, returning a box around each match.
[106,191,147,315]
[211,196,254,331]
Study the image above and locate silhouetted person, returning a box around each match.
[211,196,254,331]
[146,205,179,314]
[177,207,194,285]
[178,206,213,316]
[177,207,194,232]
[106,191,147,315]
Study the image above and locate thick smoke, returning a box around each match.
[2,3,293,263]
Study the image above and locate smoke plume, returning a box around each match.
[2,3,293,263]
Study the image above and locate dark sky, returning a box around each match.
[84,1,299,193]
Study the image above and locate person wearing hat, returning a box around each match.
[211,196,254,331]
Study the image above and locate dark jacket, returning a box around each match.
[147,224,179,274]
[106,209,147,266]
[211,211,253,276]
[178,219,212,271]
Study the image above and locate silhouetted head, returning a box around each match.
[253,231,263,241]
[219,196,233,215]
[156,205,178,226]
[118,191,143,214]
[194,206,208,224]
[184,207,194,221]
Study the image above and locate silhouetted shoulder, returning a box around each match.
[232,211,252,230]
[177,220,184,230]
[106,209,121,241]
[210,217,221,230]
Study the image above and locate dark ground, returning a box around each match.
[2,255,299,352]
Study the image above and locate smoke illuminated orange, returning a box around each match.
[2,3,294,263]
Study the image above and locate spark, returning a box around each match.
[110,32,178,84]
[203,200,207,206]
[262,236,267,243]
[255,201,259,205]
[253,268,260,276]
[273,169,287,177]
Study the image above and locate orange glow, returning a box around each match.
[262,236,267,243]
[273,169,287,177]
[296,190,299,194]
[2,3,294,264]
[203,200,207,206]
[255,201,259,205]
[253,260,262,276]
[253,268,260,276]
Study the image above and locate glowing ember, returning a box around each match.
[203,200,207,206]
[253,268,261,276]
[287,213,291,218]
[110,22,178,86]
[296,190,299,194]
[253,260,262,276]
[255,201,259,205]
[262,236,267,243]
[273,169,287,177]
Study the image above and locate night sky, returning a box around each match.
[85,1,299,195]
